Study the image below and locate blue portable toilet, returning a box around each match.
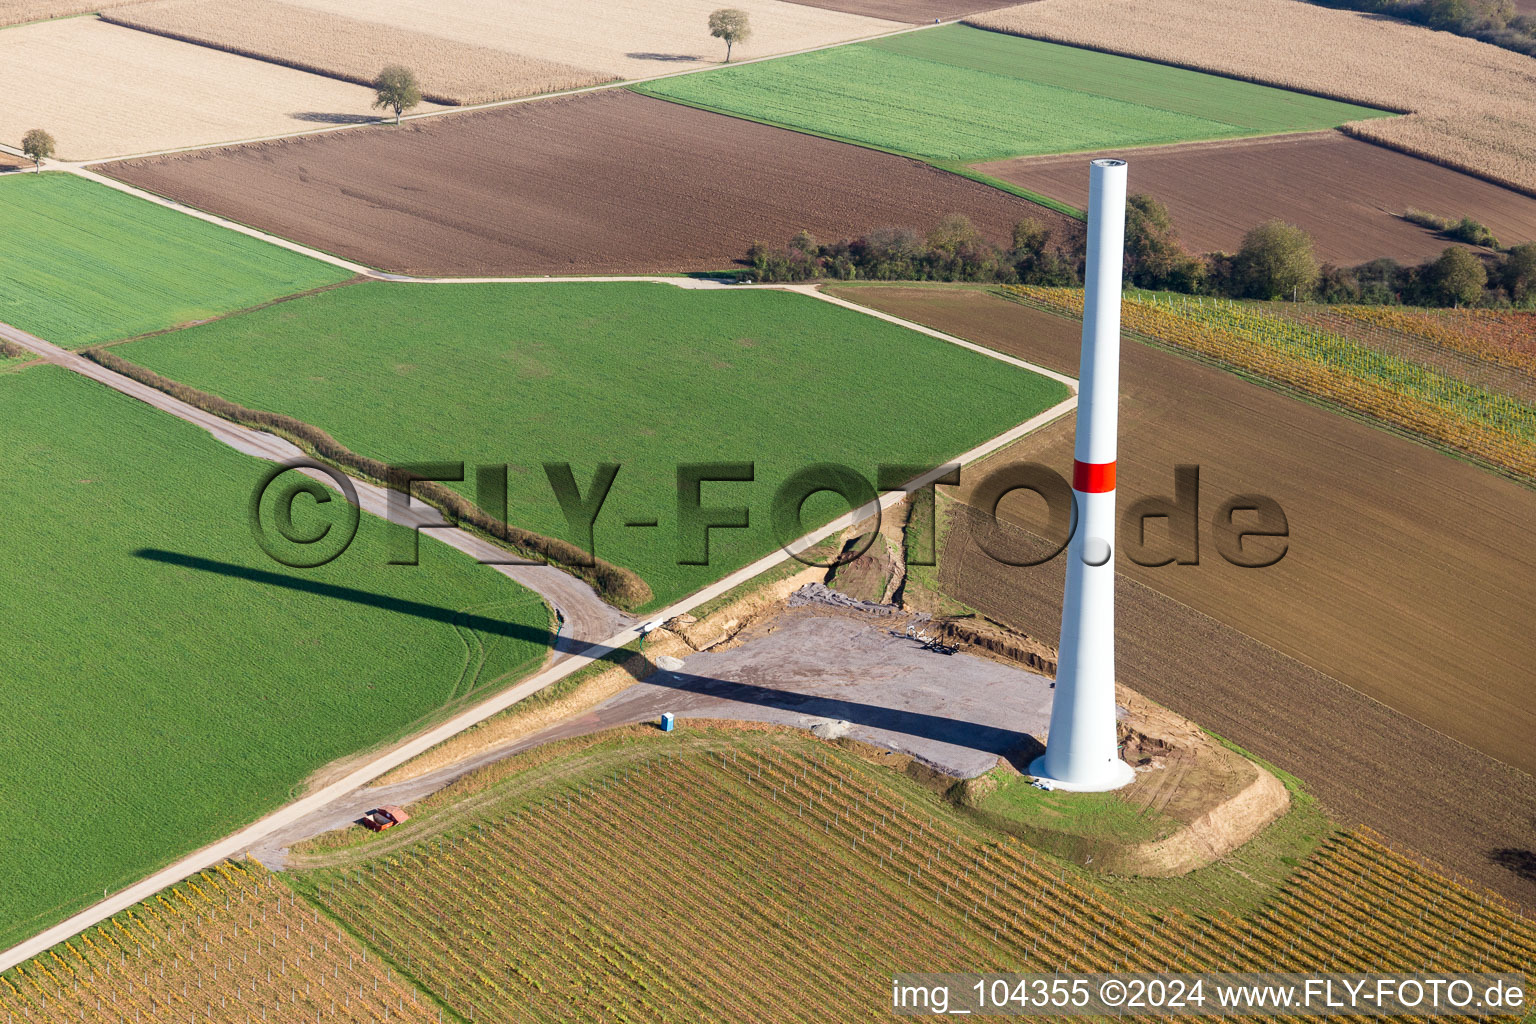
[660,712,675,732]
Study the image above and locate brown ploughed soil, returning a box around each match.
[103,91,1074,276]
[977,133,1536,263]
[828,283,1536,906]
[782,0,1013,21]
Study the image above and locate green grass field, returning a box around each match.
[112,281,1070,612]
[0,365,551,947]
[0,173,351,347]
[635,25,1390,162]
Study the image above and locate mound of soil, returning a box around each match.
[958,688,1289,877]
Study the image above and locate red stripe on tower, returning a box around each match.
[1072,460,1116,493]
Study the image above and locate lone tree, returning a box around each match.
[21,129,54,172]
[373,65,422,125]
[709,8,751,62]
[1235,219,1318,300]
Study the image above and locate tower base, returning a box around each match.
[1028,754,1136,793]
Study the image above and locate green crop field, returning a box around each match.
[0,366,551,946]
[635,25,1390,163]
[112,281,1070,612]
[0,173,351,347]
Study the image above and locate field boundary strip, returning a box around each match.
[0,287,1077,970]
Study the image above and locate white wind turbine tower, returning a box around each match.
[1030,158,1137,793]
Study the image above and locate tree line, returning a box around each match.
[743,197,1536,308]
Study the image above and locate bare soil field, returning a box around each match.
[281,0,902,79]
[829,285,1536,771]
[0,0,140,25]
[0,17,441,160]
[828,284,1536,904]
[104,0,613,106]
[979,133,1536,263]
[104,91,1075,276]
[970,0,1536,195]
[0,152,28,172]
[783,0,1014,20]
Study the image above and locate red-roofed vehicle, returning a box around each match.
[361,805,410,832]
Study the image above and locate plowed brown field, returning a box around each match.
[104,91,1074,276]
[977,133,1536,263]
[827,283,1536,905]
[784,0,1012,21]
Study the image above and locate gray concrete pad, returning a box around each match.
[599,611,1056,777]
[252,609,1062,865]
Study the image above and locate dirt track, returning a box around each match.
[977,133,1536,264]
[102,90,1074,276]
[826,284,1536,905]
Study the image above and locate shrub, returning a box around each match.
[1234,220,1320,300]
[741,215,1084,285]
[1497,242,1536,304]
[1403,207,1452,231]
[1124,194,1205,292]
[1352,258,1409,304]
[1424,245,1488,307]
[1403,209,1500,249]
[1447,216,1500,249]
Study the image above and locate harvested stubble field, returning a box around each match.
[828,284,1536,904]
[782,0,1013,19]
[0,17,442,160]
[104,0,613,106]
[281,0,902,80]
[0,0,140,25]
[638,24,1387,162]
[969,0,1536,195]
[289,734,1529,1018]
[104,90,1076,276]
[0,173,351,346]
[0,365,551,948]
[110,280,1067,612]
[978,132,1536,264]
